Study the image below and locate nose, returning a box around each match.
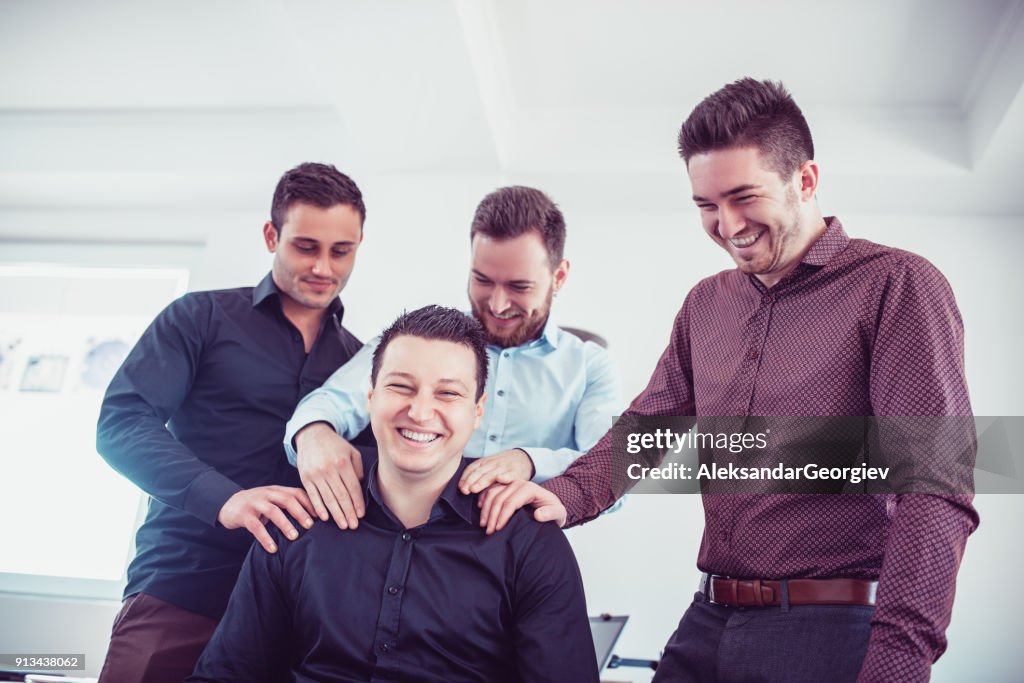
[716,205,745,240]
[407,392,436,424]
[311,251,329,277]
[489,287,509,313]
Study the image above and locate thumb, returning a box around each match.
[534,505,556,523]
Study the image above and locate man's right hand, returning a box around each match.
[478,480,568,535]
[294,422,366,529]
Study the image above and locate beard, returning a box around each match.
[470,287,553,348]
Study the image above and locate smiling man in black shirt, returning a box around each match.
[189,306,598,683]
[96,162,370,682]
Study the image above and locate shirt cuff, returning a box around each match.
[284,409,345,466]
[526,447,577,484]
[184,468,243,527]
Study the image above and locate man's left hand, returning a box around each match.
[459,449,535,495]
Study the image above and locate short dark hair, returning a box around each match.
[270,162,366,234]
[470,186,566,267]
[678,78,814,179]
[371,305,489,400]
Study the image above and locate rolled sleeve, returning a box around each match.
[284,338,378,465]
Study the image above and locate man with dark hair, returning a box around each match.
[96,162,369,682]
[480,79,977,682]
[189,306,599,683]
[283,185,621,531]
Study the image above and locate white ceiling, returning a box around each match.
[1,0,1022,225]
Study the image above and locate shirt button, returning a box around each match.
[747,349,759,361]
[497,389,505,397]
[488,435,497,442]
[387,585,400,595]
[379,642,390,653]
[503,352,510,358]
[761,294,773,305]
[401,532,412,542]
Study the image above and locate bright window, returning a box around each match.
[0,245,195,599]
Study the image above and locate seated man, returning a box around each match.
[189,306,599,683]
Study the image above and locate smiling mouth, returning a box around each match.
[490,309,522,321]
[399,428,441,444]
[729,231,763,248]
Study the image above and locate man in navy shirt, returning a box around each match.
[96,162,370,682]
[189,306,598,683]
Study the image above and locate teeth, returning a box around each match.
[492,311,520,320]
[731,232,761,248]
[400,429,439,443]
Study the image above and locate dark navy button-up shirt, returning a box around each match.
[97,273,367,619]
[189,457,599,683]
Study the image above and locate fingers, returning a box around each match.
[264,504,299,542]
[460,460,494,494]
[337,446,366,520]
[349,444,364,481]
[244,517,278,554]
[231,487,318,553]
[475,483,520,536]
[324,470,360,530]
[487,484,528,535]
[478,481,565,535]
[277,488,315,529]
[301,476,330,522]
[297,435,366,529]
[534,502,568,527]
[478,483,506,524]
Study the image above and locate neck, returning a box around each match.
[278,294,329,351]
[756,213,828,289]
[376,457,461,529]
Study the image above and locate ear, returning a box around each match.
[552,259,570,294]
[263,221,279,252]
[473,392,487,430]
[797,160,820,202]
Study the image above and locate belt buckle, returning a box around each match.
[707,575,774,608]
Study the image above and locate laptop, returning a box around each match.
[589,614,629,671]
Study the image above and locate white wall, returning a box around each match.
[1,182,1022,680]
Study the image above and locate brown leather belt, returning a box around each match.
[700,573,877,608]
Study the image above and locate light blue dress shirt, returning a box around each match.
[284,316,622,483]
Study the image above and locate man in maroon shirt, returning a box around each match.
[477,79,977,682]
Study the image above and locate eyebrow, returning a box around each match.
[383,372,470,390]
[293,236,359,247]
[692,184,762,202]
[471,269,534,286]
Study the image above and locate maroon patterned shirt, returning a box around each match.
[543,217,978,682]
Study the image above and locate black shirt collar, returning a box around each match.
[365,457,479,529]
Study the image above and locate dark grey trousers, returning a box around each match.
[652,590,873,683]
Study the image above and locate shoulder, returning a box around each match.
[500,507,573,557]
[554,328,615,368]
[843,239,955,297]
[166,286,254,316]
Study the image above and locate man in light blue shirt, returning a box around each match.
[284,186,622,529]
